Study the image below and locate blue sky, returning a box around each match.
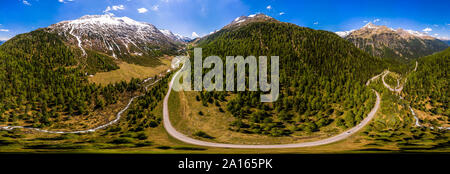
[0,0,449,40]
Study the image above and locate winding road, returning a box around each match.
[2,57,446,146]
[162,62,383,148]
[382,71,403,93]
[380,62,449,130]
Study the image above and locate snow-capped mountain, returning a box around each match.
[224,14,278,28]
[48,14,181,60]
[336,22,448,60]
[335,22,436,39]
[335,30,355,37]
[159,29,192,43]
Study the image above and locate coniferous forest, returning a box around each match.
[0,30,141,128]
[192,21,386,136]
[404,48,449,117]
[0,11,447,154]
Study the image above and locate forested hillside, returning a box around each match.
[193,20,386,136]
[404,48,449,117]
[1,29,120,74]
[0,30,139,128]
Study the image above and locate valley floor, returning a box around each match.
[89,57,172,85]
[0,61,448,153]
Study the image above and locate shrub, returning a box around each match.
[193,131,215,139]
[109,137,134,144]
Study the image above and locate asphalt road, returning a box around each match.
[162,63,382,148]
[382,70,403,92]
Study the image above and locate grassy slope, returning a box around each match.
[89,58,171,85]
[169,90,353,145]
[403,48,449,128]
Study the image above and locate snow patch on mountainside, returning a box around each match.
[227,14,275,28]
[404,29,427,37]
[159,29,191,42]
[335,30,355,37]
[48,14,180,59]
[234,16,247,24]
[69,26,86,56]
[336,22,438,40]
[363,22,379,29]
[159,29,172,37]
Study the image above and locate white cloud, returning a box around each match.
[437,36,449,40]
[363,20,368,23]
[112,5,125,11]
[0,24,9,32]
[104,5,125,13]
[58,0,74,3]
[0,36,11,41]
[104,7,111,13]
[373,19,380,23]
[422,27,432,33]
[151,5,159,11]
[191,32,199,38]
[137,8,148,13]
[313,21,319,25]
[266,5,272,10]
[22,0,31,6]
[279,12,285,15]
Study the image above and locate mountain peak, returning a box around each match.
[226,13,277,28]
[362,22,377,29]
[342,22,448,60]
[159,29,192,42]
[233,13,274,22]
[361,22,394,31]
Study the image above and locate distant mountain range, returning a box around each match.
[441,39,450,45]
[336,22,448,61]
[159,29,192,43]
[0,40,4,45]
